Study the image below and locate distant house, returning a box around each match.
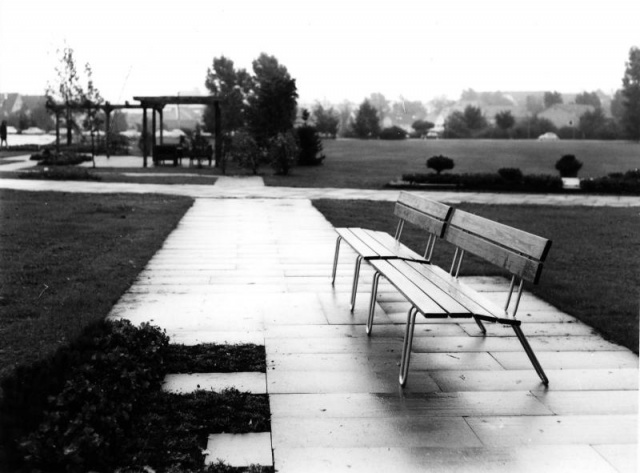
[538,104,594,128]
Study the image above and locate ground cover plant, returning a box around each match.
[0,320,271,472]
[166,344,266,373]
[312,199,639,353]
[264,139,640,189]
[0,190,194,382]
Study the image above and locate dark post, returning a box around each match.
[55,111,60,154]
[152,108,157,151]
[214,100,222,169]
[105,103,111,159]
[66,102,72,146]
[142,106,148,168]
[159,107,164,145]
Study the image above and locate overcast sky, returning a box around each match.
[0,0,638,105]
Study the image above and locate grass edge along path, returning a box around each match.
[0,189,194,382]
[312,199,639,353]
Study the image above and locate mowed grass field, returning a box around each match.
[265,139,640,189]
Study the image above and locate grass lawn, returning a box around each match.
[265,139,640,189]
[0,190,194,382]
[313,199,640,353]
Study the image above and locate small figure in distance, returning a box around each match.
[0,120,8,148]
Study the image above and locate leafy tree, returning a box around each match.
[46,46,101,146]
[337,101,354,137]
[575,91,602,109]
[610,89,625,123]
[426,155,454,174]
[368,92,390,124]
[543,91,563,109]
[512,116,557,139]
[411,119,434,136]
[351,99,380,138]
[203,55,252,134]
[268,131,298,175]
[463,105,487,130]
[444,110,470,138]
[245,53,298,147]
[494,110,515,131]
[621,46,640,140]
[312,103,339,138]
[578,108,607,138]
[229,130,263,174]
[392,99,426,118]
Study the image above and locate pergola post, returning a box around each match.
[105,103,111,159]
[55,111,60,154]
[66,102,72,146]
[152,107,157,150]
[159,107,164,145]
[214,101,221,168]
[142,106,148,168]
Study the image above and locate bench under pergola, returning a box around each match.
[47,95,221,168]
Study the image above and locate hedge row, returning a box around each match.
[400,172,563,192]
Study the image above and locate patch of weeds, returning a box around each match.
[20,165,101,181]
[166,344,266,373]
[126,390,271,471]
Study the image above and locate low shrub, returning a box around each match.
[297,124,325,166]
[379,126,407,140]
[0,320,169,471]
[20,166,102,181]
[230,131,263,174]
[498,167,524,182]
[522,174,563,191]
[166,344,266,373]
[580,168,640,194]
[31,149,93,166]
[399,172,562,192]
[268,131,298,176]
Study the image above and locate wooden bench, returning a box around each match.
[331,192,452,311]
[153,144,182,166]
[364,206,552,386]
[189,142,213,167]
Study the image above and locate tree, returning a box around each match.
[368,92,389,125]
[463,105,487,130]
[351,99,380,138]
[312,103,339,138]
[578,108,607,138]
[575,91,602,109]
[495,110,515,131]
[526,95,545,115]
[621,46,640,140]
[46,46,100,146]
[543,91,563,109]
[426,155,454,174]
[555,154,583,177]
[203,55,252,134]
[245,53,298,147]
[444,110,470,138]
[411,119,434,136]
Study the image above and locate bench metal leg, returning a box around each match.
[513,325,549,386]
[331,236,342,286]
[473,316,487,334]
[399,307,418,386]
[350,255,363,312]
[366,271,382,335]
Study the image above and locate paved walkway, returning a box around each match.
[104,198,638,472]
[2,164,638,471]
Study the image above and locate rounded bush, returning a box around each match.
[379,126,407,140]
[555,154,583,177]
[426,155,454,175]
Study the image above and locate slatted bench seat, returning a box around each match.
[365,206,552,387]
[331,192,452,311]
[153,144,182,166]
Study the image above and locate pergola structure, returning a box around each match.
[47,95,221,167]
[133,95,221,168]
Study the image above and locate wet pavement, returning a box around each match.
[2,162,638,471]
[104,198,637,472]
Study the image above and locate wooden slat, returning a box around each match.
[449,209,552,261]
[395,204,447,237]
[397,192,451,221]
[361,231,425,261]
[349,228,399,257]
[385,260,471,315]
[403,262,499,319]
[335,228,390,258]
[445,226,544,283]
[370,260,456,316]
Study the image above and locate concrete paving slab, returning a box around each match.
[204,432,273,467]
[466,414,637,446]
[163,372,267,394]
[273,445,619,473]
[270,392,552,418]
[531,390,638,415]
[592,444,638,473]
[167,330,264,346]
[491,350,638,370]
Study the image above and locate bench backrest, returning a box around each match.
[444,208,552,284]
[394,192,452,238]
